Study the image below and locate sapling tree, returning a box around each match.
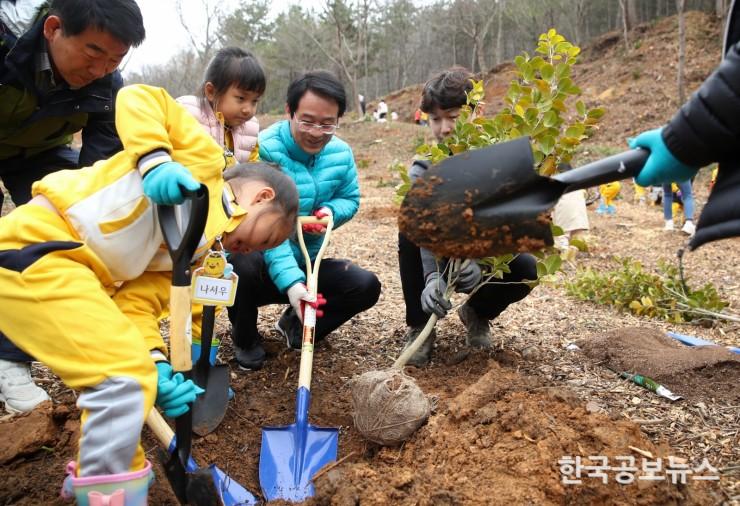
[395,29,605,358]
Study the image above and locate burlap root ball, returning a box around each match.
[351,368,431,446]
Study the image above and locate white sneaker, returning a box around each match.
[0,359,50,413]
[664,220,674,231]
[681,220,696,236]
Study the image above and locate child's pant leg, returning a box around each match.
[0,206,156,477]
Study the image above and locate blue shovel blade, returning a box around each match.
[259,389,339,502]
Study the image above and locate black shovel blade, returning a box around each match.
[399,137,648,258]
[160,411,222,506]
[192,364,230,436]
[191,305,230,436]
[399,137,558,258]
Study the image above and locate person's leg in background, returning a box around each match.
[662,182,675,230]
[0,147,80,412]
[677,179,696,235]
[462,253,538,348]
[227,251,286,370]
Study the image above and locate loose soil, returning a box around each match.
[578,327,740,405]
[1,11,738,505]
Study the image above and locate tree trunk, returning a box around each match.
[619,0,630,52]
[495,0,504,65]
[716,0,729,19]
[627,0,638,27]
[677,0,687,104]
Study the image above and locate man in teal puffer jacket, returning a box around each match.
[227,71,381,369]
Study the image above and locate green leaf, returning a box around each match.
[540,135,555,155]
[587,108,605,119]
[543,111,558,127]
[540,63,554,80]
[576,100,586,116]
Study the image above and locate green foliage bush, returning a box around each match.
[564,258,728,323]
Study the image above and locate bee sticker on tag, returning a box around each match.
[192,249,239,306]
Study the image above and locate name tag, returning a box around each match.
[191,270,238,306]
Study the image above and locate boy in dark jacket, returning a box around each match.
[398,67,537,367]
[629,0,740,249]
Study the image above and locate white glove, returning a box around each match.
[287,282,312,322]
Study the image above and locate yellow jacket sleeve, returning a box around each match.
[115,84,226,183]
[112,270,172,357]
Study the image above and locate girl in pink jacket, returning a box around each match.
[177,47,264,166]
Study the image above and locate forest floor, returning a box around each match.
[1,10,739,506]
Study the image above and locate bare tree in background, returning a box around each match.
[677,0,687,104]
[301,0,372,115]
[453,0,498,73]
[176,0,222,65]
[716,0,729,19]
[618,0,631,51]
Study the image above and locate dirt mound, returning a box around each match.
[578,327,740,404]
[312,362,718,505]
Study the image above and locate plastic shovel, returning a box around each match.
[146,409,257,506]
[157,187,219,505]
[192,304,230,436]
[667,331,740,354]
[398,136,649,258]
[259,216,339,502]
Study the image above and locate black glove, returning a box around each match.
[421,272,452,318]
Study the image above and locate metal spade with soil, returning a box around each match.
[398,136,649,258]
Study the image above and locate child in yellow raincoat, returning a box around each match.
[0,84,298,504]
[596,181,621,215]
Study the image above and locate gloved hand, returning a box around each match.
[155,362,204,418]
[421,272,452,318]
[286,282,327,322]
[302,207,332,234]
[454,260,482,293]
[142,161,200,205]
[628,127,698,187]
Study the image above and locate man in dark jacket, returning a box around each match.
[0,0,145,413]
[630,0,740,250]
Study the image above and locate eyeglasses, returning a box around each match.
[294,119,339,135]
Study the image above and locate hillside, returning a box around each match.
[375,10,723,153]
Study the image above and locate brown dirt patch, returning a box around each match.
[578,327,740,404]
[312,362,716,505]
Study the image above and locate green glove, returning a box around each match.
[628,127,698,187]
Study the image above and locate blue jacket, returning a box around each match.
[0,12,122,164]
[258,120,360,292]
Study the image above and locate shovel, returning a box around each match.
[398,136,649,258]
[157,187,220,505]
[146,409,257,506]
[259,216,339,502]
[191,304,230,436]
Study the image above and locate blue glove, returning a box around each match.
[454,261,482,293]
[628,128,698,187]
[421,272,452,318]
[142,161,200,205]
[155,362,204,418]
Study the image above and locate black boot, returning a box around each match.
[234,336,266,370]
[275,307,303,350]
[402,325,436,367]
